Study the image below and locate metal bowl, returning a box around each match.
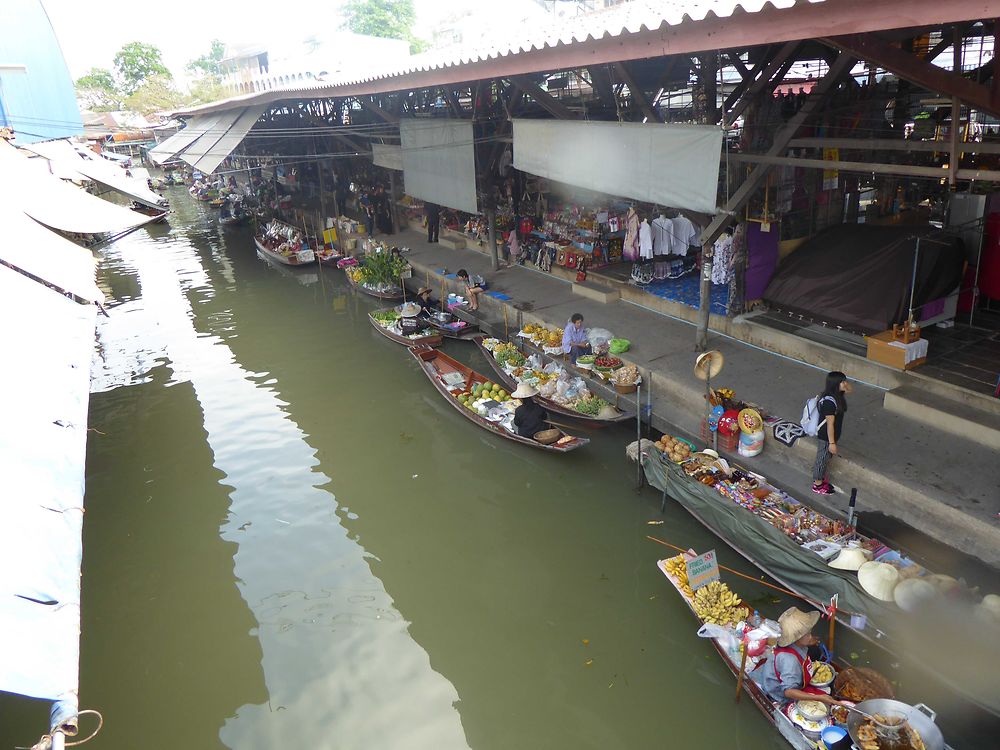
[846,699,944,750]
[430,310,453,323]
[797,699,829,722]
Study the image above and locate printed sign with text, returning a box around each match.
[686,549,721,590]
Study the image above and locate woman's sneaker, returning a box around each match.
[812,482,835,495]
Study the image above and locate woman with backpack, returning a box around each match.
[812,371,852,495]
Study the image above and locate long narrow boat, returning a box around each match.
[254,235,316,266]
[472,335,632,424]
[346,271,405,301]
[424,311,480,340]
[409,346,589,453]
[368,309,443,348]
[655,554,955,750]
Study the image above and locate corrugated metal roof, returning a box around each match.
[174,0,988,116]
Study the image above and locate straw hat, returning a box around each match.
[694,350,725,381]
[738,408,763,434]
[858,561,900,602]
[695,448,720,460]
[893,578,939,612]
[828,547,871,572]
[511,383,538,399]
[777,606,821,647]
[399,302,422,318]
[417,286,433,296]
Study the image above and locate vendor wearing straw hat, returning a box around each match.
[753,607,850,708]
[399,301,429,336]
[511,383,548,438]
[414,286,437,314]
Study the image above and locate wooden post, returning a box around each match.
[735,644,749,703]
[486,207,500,270]
[950,27,962,188]
[389,169,400,235]
[828,607,837,657]
[696,242,714,351]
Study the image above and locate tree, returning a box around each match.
[75,67,121,111]
[123,75,183,115]
[342,0,426,54]
[113,42,170,96]
[187,76,229,106]
[186,39,226,78]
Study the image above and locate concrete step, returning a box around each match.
[439,235,466,250]
[884,384,1000,451]
[572,280,620,304]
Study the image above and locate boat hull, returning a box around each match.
[368,311,443,348]
[254,236,316,266]
[346,272,405,301]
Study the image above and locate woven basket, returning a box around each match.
[614,382,638,394]
[533,428,561,445]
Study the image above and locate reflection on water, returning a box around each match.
[3,188,988,750]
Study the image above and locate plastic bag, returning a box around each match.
[609,338,631,354]
[588,327,614,348]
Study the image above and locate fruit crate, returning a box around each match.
[699,419,738,452]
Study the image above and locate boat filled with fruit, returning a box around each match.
[656,552,952,750]
[367,308,443,347]
[409,346,589,453]
[473,336,631,423]
[254,220,317,266]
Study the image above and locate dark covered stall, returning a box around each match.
[763,225,965,334]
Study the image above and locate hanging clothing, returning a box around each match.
[638,219,654,260]
[651,216,674,256]
[623,208,640,261]
[712,234,734,285]
[671,215,700,255]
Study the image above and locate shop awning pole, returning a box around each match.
[697,242,713,351]
[486,207,499,271]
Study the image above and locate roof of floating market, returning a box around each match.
[174,0,993,116]
[149,106,267,173]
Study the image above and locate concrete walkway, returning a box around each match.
[385,228,1000,568]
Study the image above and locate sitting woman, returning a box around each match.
[414,286,438,315]
[398,302,430,336]
[456,269,487,310]
[511,383,548,439]
[562,313,593,364]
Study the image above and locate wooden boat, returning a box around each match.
[409,346,589,453]
[220,212,249,227]
[346,271,405,301]
[368,309,442,348]
[253,236,316,266]
[131,202,168,223]
[424,310,480,340]
[472,335,633,424]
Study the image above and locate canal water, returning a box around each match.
[0,189,991,749]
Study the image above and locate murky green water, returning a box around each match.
[0,190,988,749]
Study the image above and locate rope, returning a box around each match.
[20,710,104,750]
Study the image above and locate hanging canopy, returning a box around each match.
[0,262,93,712]
[400,119,478,214]
[372,143,403,171]
[513,119,722,214]
[0,139,154,236]
[148,113,220,165]
[182,105,267,175]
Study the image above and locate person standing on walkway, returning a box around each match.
[562,313,593,364]
[426,202,440,243]
[361,188,375,237]
[812,371,851,495]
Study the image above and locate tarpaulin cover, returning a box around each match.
[513,119,722,214]
[401,120,478,214]
[763,225,965,333]
[372,142,403,171]
[640,450,1000,715]
[0,262,92,706]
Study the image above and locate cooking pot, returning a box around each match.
[430,310,453,324]
[846,699,944,750]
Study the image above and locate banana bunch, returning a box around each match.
[692,580,750,626]
[663,555,694,599]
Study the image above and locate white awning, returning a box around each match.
[24,140,166,209]
[187,105,267,175]
[179,108,243,172]
[148,113,219,165]
[0,262,94,706]
[0,204,104,303]
[0,140,154,237]
[372,143,403,171]
[513,119,723,214]
[400,119,478,214]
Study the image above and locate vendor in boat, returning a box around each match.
[512,383,548,439]
[415,287,438,315]
[562,313,593,364]
[753,607,849,708]
[398,302,430,336]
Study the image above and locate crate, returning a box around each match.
[699,419,738,452]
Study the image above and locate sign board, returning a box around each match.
[822,147,839,191]
[686,549,720,590]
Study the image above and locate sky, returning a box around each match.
[40,0,484,87]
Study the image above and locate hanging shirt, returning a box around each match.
[671,215,700,255]
[638,220,654,259]
[651,216,674,256]
[712,234,734,285]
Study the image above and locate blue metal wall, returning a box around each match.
[0,1,82,144]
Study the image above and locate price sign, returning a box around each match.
[686,549,721,590]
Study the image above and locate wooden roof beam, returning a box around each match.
[613,61,663,123]
[510,76,580,120]
[587,65,617,108]
[823,33,1000,117]
[724,41,800,124]
[356,96,400,123]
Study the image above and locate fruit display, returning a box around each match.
[371,309,401,325]
[456,381,511,415]
[810,662,834,685]
[663,555,694,599]
[611,364,639,385]
[575,354,596,365]
[492,341,526,368]
[521,323,564,348]
[692,580,750,626]
[594,355,623,371]
[573,396,611,416]
[654,434,692,463]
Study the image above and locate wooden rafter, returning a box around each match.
[510,76,580,120]
[587,65,617,108]
[823,32,1000,117]
[613,62,663,123]
[724,41,799,123]
[356,96,400,123]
